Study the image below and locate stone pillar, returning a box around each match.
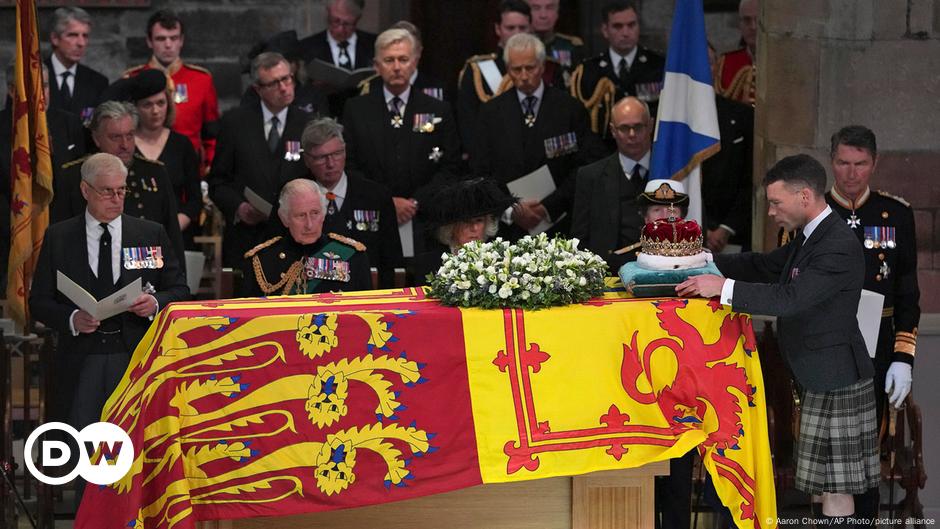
[756,0,940,311]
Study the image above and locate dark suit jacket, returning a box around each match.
[701,95,753,248]
[208,104,313,266]
[44,57,108,117]
[471,86,604,221]
[29,214,189,356]
[342,89,460,199]
[571,153,645,270]
[716,210,873,392]
[299,30,377,70]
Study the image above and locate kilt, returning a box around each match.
[795,378,880,495]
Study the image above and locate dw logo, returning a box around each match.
[24,422,134,485]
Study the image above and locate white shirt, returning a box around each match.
[720,206,834,306]
[515,81,545,118]
[321,172,349,211]
[384,85,411,114]
[609,46,638,74]
[85,211,122,283]
[327,31,358,68]
[619,151,651,181]
[50,53,76,94]
[261,104,288,138]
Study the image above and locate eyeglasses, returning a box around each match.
[613,123,648,135]
[86,184,128,199]
[305,148,346,165]
[257,74,294,90]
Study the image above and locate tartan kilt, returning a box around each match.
[795,378,880,495]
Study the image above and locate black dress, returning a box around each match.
[144,130,202,249]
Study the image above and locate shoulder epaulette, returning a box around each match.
[61,154,91,170]
[876,190,911,207]
[464,53,497,66]
[182,63,212,75]
[122,64,147,78]
[329,232,366,252]
[357,73,380,95]
[245,236,282,259]
[555,32,584,47]
[133,153,165,166]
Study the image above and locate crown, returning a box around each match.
[640,217,703,257]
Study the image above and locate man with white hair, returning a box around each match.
[44,6,108,120]
[341,27,459,257]
[299,0,377,70]
[472,32,603,238]
[244,178,371,296]
[30,152,188,462]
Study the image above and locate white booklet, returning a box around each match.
[57,272,142,321]
[857,289,885,359]
[244,187,273,217]
[506,164,565,235]
[398,220,414,258]
[307,59,375,91]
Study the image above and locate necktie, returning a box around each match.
[389,96,404,127]
[98,222,113,287]
[618,57,630,88]
[337,41,351,69]
[523,95,537,127]
[326,191,338,216]
[61,71,73,100]
[267,115,280,153]
[631,163,644,182]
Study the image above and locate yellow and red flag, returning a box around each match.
[77,288,776,529]
[7,0,54,325]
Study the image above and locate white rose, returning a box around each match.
[498,286,512,299]
[489,284,498,294]
[579,277,587,286]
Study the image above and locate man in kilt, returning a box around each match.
[677,155,879,527]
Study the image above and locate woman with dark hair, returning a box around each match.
[413,177,515,284]
[103,69,202,248]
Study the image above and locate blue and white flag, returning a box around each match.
[650,0,721,224]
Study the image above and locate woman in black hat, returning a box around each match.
[106,69,203,249]
[413,177,516,284]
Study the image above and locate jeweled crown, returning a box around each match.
[640,217,704,257]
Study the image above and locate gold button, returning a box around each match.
[138,203,144,209]
[876,274,882,281]
[279,252,286,259]
[882,211,889,219]
[280,272,285,278]
[878,253,885,260]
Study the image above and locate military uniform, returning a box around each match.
[715,47,755,106]
[542,32,586,88]
[826,187,920,412]
[53,154,187,270]
[125,58,221,170]
[244,232,372,297]
[457,52,564,149]
[570,47,665,139]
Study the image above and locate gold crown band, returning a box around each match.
[639,235,704,257]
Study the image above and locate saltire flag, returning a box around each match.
[7,0,54,326]
[650,0,721,225]
[76,287,775,529]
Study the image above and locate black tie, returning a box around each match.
[98,222,113,288]
[61,71,73,101]
[618,57,630,88]
[337,41,351,69]
[631,163,644,182]
[267,115,280,153]
[523,95,537,127]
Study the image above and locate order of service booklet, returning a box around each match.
[56,272,142,321]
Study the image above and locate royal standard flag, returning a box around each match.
[7,0,54,326]
[650,0,721,225]
[76,288,775,529]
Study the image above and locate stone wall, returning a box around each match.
[757,0,940,312]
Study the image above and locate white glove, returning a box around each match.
[885,362,912,409]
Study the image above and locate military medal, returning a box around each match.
[524,113,536,128]
[863,226,875,249]
[552,49,572,67]
[846,212,860,229]
[390,113,403,128]
[325,192,337,215]
[428,146,443,162]
[303,256,350,282]
[80,107,94,125]
[885,226,896,248]
[543,132,578,159]
[413,113,440,133]
[422,87,444,101]
[879,260,891,279]
[284,140,301,161]
[174,83,189,104]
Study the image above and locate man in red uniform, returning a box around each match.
[125,9,220,173]
[716,0,758,105]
